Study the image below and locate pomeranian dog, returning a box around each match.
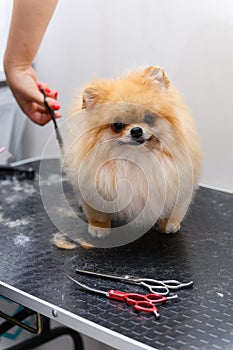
[64,66,202,238]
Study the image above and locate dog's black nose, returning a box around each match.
[130,127,143,138]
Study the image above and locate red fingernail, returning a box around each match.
[54,91,58,99]
[52,102,60,110]
[37,82,42,89]
[45,87,51,94]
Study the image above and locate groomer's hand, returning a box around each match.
[5,65,61,126]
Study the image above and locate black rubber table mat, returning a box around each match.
[0,159,233,350]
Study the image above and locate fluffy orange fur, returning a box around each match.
[65,66,202,238]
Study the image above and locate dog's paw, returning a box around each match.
[158,219,181,234]
[88,225,110,238]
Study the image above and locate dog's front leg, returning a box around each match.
[83,202,111,238]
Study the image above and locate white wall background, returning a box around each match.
[0,0,12,77]
[21,0,233,191]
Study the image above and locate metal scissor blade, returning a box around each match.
[76,269,166,287]
[75,268,128,282]
[67,275,108,297]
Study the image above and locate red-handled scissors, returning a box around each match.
[68,275,177,318]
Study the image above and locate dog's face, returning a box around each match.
[109,105,157,146]
[79,66,182,156]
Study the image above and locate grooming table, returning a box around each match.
[0,158,233,350]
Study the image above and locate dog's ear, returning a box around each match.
[82,87,98,109]
[143,66,170,90]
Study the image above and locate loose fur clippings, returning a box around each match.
[52,233,93,250]
[64,66,202,238]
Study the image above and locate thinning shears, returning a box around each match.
[68,275,177,318]
[40,88,64,155]
[75,268,193,296]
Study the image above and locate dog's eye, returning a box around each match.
[111,122,125,132]
[144,114,154,125]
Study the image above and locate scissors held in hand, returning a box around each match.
[68,275,177,318]
[40,88,63,154]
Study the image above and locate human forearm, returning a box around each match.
[4,0,58,71]
[3,0,60,125]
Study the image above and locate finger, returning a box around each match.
[37,82,58,99]
[34,104,49,113]
[29,111,52,126]
[36,108,62,119]
[54,111,62,118]
[34,89,60,111]
[35,112,62,125]
[37,106,62,119]
[54,90,58,99]
[36,81,49,91]
[45,97,60,110]
[30,101,62,117]
[30,98,62,115]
